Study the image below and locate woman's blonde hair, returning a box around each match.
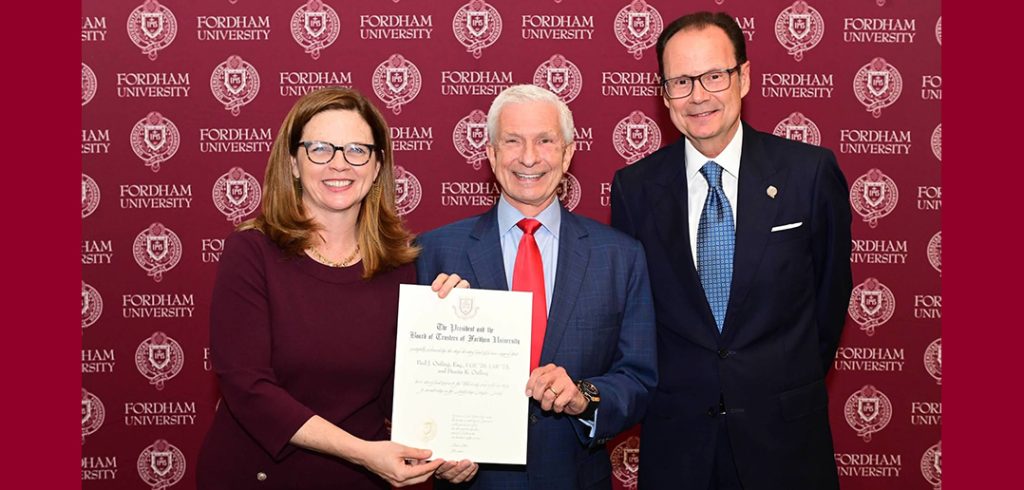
[239,87,418,278]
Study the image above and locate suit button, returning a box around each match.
[706,407,717,418]
[718,349,730,359]
[256,472,267,482]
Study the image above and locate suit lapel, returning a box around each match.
[467,207,509,291]
[649,139,720,347]
[722,124,781,343]
[540,206,589,363]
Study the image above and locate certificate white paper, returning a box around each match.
[391,284,531,464]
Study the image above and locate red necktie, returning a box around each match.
[512,218,547,370]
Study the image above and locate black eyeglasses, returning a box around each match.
[299,141,377,166]
[662,65,741,99]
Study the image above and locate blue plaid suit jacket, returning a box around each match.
[416,204,658,490]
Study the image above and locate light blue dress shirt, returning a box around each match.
[497,196,560,311]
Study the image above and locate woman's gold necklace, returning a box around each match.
[308,244,360,267]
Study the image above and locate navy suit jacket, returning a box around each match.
[417,204,658,490]
[611,123,852,490]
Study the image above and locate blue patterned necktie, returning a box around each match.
[697,161,735,332]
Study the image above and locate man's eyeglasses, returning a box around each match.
[662,65,741,99]
[299,141,377,166]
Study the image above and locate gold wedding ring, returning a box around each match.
[547,387,560,396]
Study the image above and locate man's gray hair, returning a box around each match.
[486,84,575,144]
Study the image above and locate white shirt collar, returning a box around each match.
[684,123,743,181]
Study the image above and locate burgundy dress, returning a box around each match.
[197,230,414,489]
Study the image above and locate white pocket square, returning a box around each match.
[771,222,803,232]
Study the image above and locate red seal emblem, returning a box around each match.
[610,436,640,489]
[931,123,941,162]
[533,54,583,103]
[557,172,581,212]
[927,231,941,275]
[924,337,941,385]
[211,55,260,117]
[212,167,261,225]
[130,111,180,173]
[82,281,103,330]
[849,168,898,228]
[291,0,340,60]
[613,110,661,165]
[126,0,177,61]
[453,0,502,59]
[854,57,903,118]
[920,441,941,489]
[772,112,821,146]
[614,1,663,60]
[82,63,97,106]
[81,388,105,444]
[137,439,186,489]
[775,1,824,62]
[848,277,895,336]
[133,223,182,282]
[844,385,893,442]
[373,54,422,115]
[394,165,422,216]
[135,332,184,390]
[453,109,490,169]
[82,173,100,219]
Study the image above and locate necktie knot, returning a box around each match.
[517,218,541,236]
[700,161,724,189]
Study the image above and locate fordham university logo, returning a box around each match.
[133,223,182,282]
[935,17,941,45]
[291,0,340,60]
[82,63,97,106]
[212,167,261,224]
[775,1,824,62]
[127,0,177,60]
[137,439,186,489]
[610,436,640,489]
[927,231,941,275]
[82,173,100,218]
[453,0,502,59]
[557,172,581,212]
[854,57,903,118]
[372,54,422,115]
[921,441,941,489]
[848,277,895,336]
[453,109,489,169]
[394,165,422,216]
[135,332,184,390]
[614,1,663,60]
[772,112,821,146]
[130,111,180,172]
[931,123,941,162]
[924,338,941,385]
[844,385,893,442]
[533,54,583,103]
[849,168,898,228]
[612,110,661,165]
[452,294,479,320]
[81,388,105,444]
[211,55,260,116]
[82,281,103,331]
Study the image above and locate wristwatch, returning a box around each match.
[576,379,601,419]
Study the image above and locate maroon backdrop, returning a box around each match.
[81,1,941,488]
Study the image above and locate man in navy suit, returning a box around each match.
[611,12,853,490]
[418,84,658,489]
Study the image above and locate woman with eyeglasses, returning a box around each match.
[197,87,473,489]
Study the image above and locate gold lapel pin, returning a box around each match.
[767,186,778,199]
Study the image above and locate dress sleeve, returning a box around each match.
[209,231,316,460]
